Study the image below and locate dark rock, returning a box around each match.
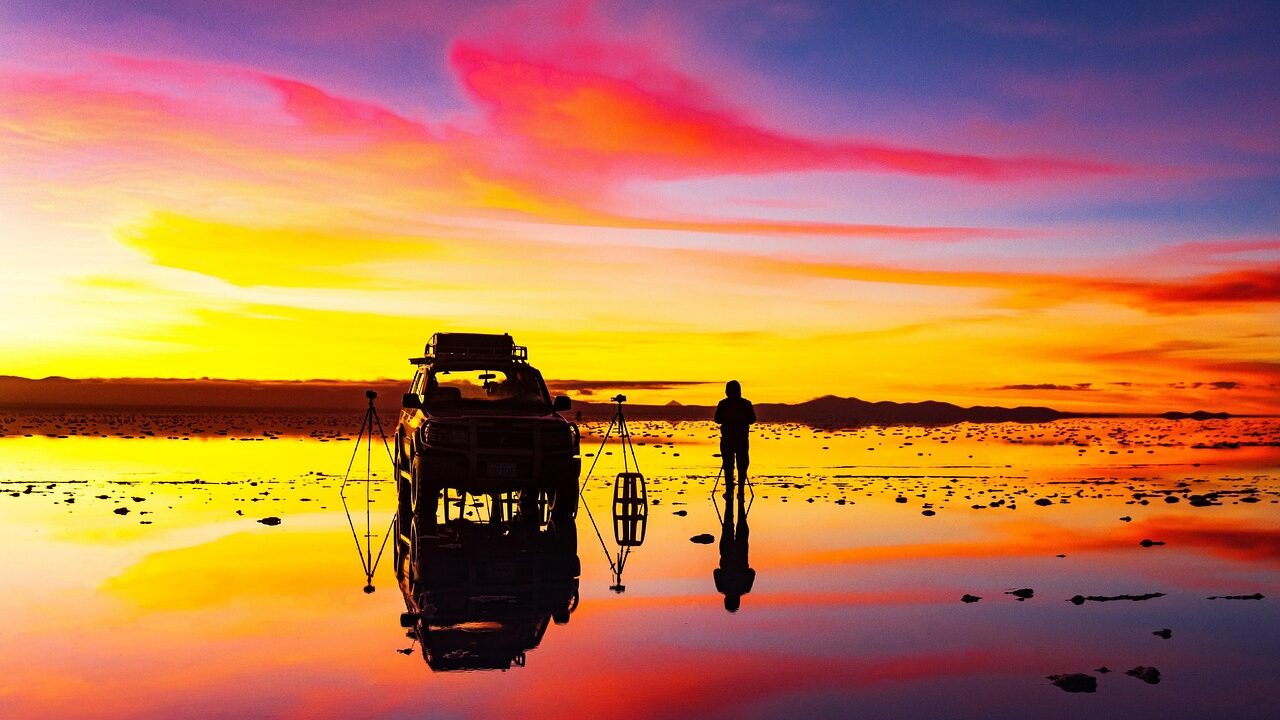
[1139,538,1165,547]
[1207,593,1264,600]
[1070,592,1165,605]
[961,594,981,603]
[1126,666,1161,684]
[113,507,130,515]
[672,510,688,516]
[1119,516,1132,522]
[1153,628,1172,639]
[1006,588,1034,600]
[689,533,714,544]
[1095,666,1111,674]
[1047,673,1097,693]
[921,509,936,516]
[257,516,282,526]
[1034,498,1053,506]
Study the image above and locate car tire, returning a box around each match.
[551,473,578,521]
[413,454,439,522]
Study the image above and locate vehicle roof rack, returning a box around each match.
[410,332,528,365]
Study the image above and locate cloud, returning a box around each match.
[1167,380,1244,390]
[745,253,1280,313]
[544,379,715,396]
[991,383,1094,391]
[1087,269,1280,307]
[117,213,441,288]
[450,41,1127,182]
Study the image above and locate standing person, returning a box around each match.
[714,380,756,485]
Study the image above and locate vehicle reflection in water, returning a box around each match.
[715,479,755,612]
[393,488,579,672]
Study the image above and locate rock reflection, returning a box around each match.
[394,491,580,671]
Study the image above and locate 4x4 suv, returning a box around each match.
[396,333,580,522]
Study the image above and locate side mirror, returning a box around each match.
[402,392,421,409]
[553,395,572,411]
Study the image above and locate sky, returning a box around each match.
[1,0,1278,412]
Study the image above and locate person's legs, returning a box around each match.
[736,441,750,484]
[720,438,735,489]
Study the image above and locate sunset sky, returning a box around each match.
[2,0,1277,412]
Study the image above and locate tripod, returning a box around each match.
[578,394,648,592]
[340,390,397,593]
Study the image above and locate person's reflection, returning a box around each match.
[714,481,754,612]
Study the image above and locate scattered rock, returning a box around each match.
[1006,588,1034,600]
[1126,666,1161,684]
[1069,592,1165,605]
[689,533,714,544]
[1095,666,1111,674]
[672,510,688,516]
[1152,628,1172,639]
[1139,538,1165,547]
[1047,673,1097,693]
[961,594,981,603]
[1207,593,1264,600]
[257,516,282,526]
[1119,516,1132,522]
[921,509,936,516]
[1034,498,1053,506]
[113,507,130,515]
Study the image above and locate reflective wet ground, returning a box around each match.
[1,416,1277,718]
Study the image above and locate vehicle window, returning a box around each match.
[427,367,547,407]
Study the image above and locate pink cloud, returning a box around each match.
[449,41,1128,182]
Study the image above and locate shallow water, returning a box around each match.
[1,417,1278,718]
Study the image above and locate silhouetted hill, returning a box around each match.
[1159,410,1231,420]
[574,394,1069,424]
[0,376,1235,425]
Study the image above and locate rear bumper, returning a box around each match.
[419,447,579,492]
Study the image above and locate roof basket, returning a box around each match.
[411,332,528,364]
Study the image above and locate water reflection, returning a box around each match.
[714,479,755,612]
[393,492,580,671]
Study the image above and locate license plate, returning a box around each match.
[486,461,517,478]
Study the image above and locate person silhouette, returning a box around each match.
[714,380,756,486]
[714,480,754,612]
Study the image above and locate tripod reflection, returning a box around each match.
[394,489,579,671]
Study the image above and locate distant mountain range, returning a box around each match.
[0,376,1233,424]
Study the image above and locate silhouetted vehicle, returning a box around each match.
[395,504,580,671]
[396,333,580,523]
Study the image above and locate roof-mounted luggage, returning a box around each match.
[411,332,528,364]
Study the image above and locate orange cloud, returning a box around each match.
[451,42,1127,181]
[1087,268,1280,306]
